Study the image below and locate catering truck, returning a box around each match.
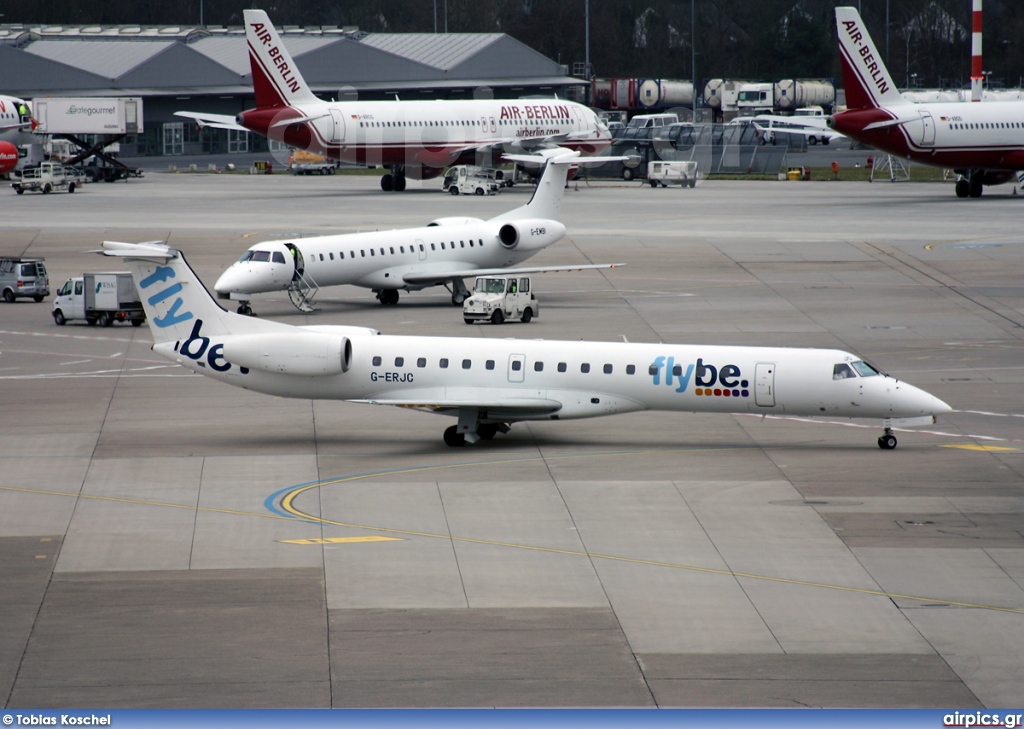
[51,272,145,326]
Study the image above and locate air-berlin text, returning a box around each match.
[250,22,301,93]
[500,105,571,120]
[842,20,889,95]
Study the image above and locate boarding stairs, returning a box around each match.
[287,271,320,313]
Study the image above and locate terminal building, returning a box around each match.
[0,23,586,158]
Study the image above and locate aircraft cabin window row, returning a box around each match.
[357,117,570,129]
[950,122,1023,130]
[312,240,486,263]
[369,357,639,376]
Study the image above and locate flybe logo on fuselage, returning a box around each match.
[650,356,750,398]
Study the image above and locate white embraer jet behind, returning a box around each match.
[177,9,613,192]
[214,152,622,313]
[101,240,951,450]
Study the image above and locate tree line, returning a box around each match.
[2,0,1022,90]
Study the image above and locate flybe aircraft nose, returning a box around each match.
[896,381,953,418]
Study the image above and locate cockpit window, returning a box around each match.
[251,251,271,262]
[238,251,255,262]
[851,360,880,377]
[272,252,286,264]
[833,363,856,380]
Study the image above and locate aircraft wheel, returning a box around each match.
[53,309,66,326]
[521,308,533,323]
[394,175,407,192]
[490,310,504,325]
[478,423,498,440]
[969,178,983,198]
[955,179,969,198]
[450,187,459,195]
[378,289,399,305]
[3,289,15,303]
[237,304,253,316]
[451,292,466,306]
[380,173,393,192]
[443,425,466,447]
[877,434,898,450]
[15,187,24,194]
[822,137,830,146]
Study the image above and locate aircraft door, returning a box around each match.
[755,363,775,407]
[284,242,305,281]
[919,111,935,146]
[571,106,586,133]
[329,109,345,143]
[508,354,526,383]
[489,117,497,134]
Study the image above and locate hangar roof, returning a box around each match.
[0,23,581,98]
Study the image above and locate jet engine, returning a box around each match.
[496,219,567,251]
[222,332,351,377]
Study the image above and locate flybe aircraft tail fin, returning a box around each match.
[244,9,320,109]
[98,241,286,344]
[835,7,908,110]
[492,153,574,222]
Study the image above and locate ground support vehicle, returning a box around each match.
[443,166,500,196]
[51,272,145,326]
[463,275,537,324]
[648,160,698,187]
[288,149,339,175]
[11,162,82,194]
[0,258,49,302]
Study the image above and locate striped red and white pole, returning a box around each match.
[971,0,983,102]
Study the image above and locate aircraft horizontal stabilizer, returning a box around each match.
[95,240,176,261]
[174,111,245,132]
[503,152,627,167]
[402,262,625,285]
[862,115,923,131]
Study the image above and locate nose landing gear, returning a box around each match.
[877,427,898,450]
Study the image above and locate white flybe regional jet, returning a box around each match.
[177,10,613,192]
[101,240,950,449]
[215,152,621,313]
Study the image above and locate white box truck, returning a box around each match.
[51,272,145,327]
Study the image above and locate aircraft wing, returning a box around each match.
[355,388,563,417]
[402,262,625,286]
[174,111,246,131]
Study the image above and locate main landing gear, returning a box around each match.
[447,278,470,306]
[380,167,407,192]
[443,407,510,446]
[955,172,984,198]
[443,423,506,447]
[375,289,400,305]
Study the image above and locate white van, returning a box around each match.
[0,258,49,302]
